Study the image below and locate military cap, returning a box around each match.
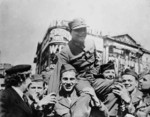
[31,74,43,82]
[60,64,76,75]
[68,18,88,30]
[5,64,31,75]
[122,68,138,80]
[99,61,115,73]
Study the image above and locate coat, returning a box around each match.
[53,90,79,117]
[135,93,150,117]
[0,87,33,117]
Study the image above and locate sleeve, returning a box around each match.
[0,91,10,117]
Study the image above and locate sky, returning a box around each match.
[0,0,150,72]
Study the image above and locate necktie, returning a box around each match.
[23,94,29,106]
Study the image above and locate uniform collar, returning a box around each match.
[12,86,24,100]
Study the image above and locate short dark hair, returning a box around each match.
[5,73,30,88]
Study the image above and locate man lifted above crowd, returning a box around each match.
[48,18,121,117]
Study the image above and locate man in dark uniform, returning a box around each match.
[0,64,33,117]
[48,18,117,117]
[97,61,122,117]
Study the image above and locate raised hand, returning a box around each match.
[112,82,131,103]
[38,92,57,106]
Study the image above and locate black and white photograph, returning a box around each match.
[0,0,150,117]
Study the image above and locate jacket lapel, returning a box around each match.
[58,90,79,108]
[70,90,78,107]
[10,88,32,115]
[58,96,70,108]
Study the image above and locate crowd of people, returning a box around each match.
[0,18,150,117]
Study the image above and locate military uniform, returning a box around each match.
[48,18,118,117]
[53,90,79,117]
[135,94,150,117]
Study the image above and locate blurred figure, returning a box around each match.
[0,74,5,91]
[135,72,150,117]
[0,64,33,117]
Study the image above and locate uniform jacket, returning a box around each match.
[0,87,33,117]
[135,93,150,117]
[119,88,143,117]
[53,90,79,117]
[48,38,97,93]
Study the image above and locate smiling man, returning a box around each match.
[99,61,116,81]
[53,64,108,117]
[53,64,79,117]
[113,69,142,117]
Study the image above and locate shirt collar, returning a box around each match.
[12,86,24,99]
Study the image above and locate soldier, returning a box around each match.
[98,61,122,117]
[113,69,142,117]
[99,61,116,81]
[135,72,150,117]
[0,64,33,117]
[53,64,108,117]
[48,18,117,117]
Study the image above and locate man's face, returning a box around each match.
[71,28,87,44]
[103,69,115,81]
[61,70,77,92]
[139,74,150,91]
[122,75,138,93]
[28,81,44,98]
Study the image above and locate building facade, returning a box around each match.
[34,20,71,73]
[34,21,150,75]
[103,34,144,75]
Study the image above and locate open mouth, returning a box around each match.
[125,84,131,88]
[65,84,72,89]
